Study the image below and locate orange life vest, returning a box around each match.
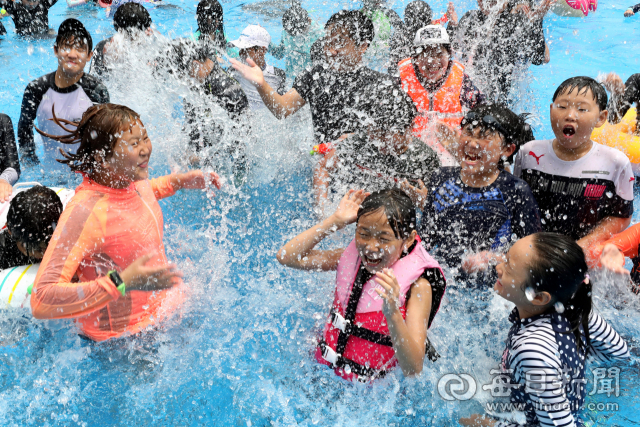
[398,58,465,137]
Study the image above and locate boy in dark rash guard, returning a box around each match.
[0,0,57,36]
[17,19,109,182]
[405,104,540,286]
[0,114,20,203]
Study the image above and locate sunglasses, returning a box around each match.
[461,112,510,143]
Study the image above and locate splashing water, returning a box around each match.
[0,0,639,426]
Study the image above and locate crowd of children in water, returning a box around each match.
[0,0,638,425]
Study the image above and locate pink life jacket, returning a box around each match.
[316,236,446,382]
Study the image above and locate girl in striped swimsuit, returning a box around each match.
[460,232,629,427]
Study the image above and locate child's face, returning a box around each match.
[323,25,367,72]
[355,208,412,274]
[105,121,152,183]
[54,37,92,77]
[240,46,267,63]
[457,124,514,177]
[494,236,534,305]
[550,87,608,150]
[413,46,450,83]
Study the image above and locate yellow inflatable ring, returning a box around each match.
[592,108,640,167]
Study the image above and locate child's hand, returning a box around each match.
[599,72,625,95]
[624,8,635,16]
[600,243,630,276]
[172,170,223,191]
[330,189,369,228]
[446,2,459,25]
[401,179,429,209]
[462,251,504,274]
[375,268,402,317]
[459,414,496,426]
[120,253,183,292]
[230,57,266,87]
[0,178,12,203]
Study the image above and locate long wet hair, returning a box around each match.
[524,233,592,351]
[197,0,226,49]
[35,103,141,174]
[357,189,416,240]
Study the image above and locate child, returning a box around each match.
[460,232,629,427]
[17,19,109,180]
[192,0,234,60]
[269,5,324,81]
[89,2,155,76]
[229,25,286,111]
[0,0,58,36]
[396,24,484,166]
[405,104,540,283]
[0,113,19,203]
[316,82,440,202]
[231,10,390,145]
[277,189,446,381]
[30,103,222,342]
[0,186,62,270]
[513,77,634,263]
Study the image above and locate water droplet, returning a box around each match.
[605,191,613,198]
[555,301,565,313]
[525,287,536,301]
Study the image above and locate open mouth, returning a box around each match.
[362,253,382,267]
[464,152,480,163]
[138,161,148,168]
[562,125,576,137]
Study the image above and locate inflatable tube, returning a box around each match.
[592,108,640,174]
[0,264,38,309]
[552,0,597,17]
[0,183,74,233]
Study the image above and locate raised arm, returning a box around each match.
[277,189,368,271]
[230,57,305,119]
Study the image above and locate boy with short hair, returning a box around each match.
[17,18,109,180]
[230,10,389,144]
[514,76,634,259]
[229,24,286,111]
[0,186,63,269]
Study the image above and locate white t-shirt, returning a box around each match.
[513,139,634,239]
[231,64,285,111]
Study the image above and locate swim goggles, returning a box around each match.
[460,112,510,143]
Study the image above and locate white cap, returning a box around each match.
[230,25,271,49]
[413,25,450,47]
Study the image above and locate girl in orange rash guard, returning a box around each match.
[31,104,222,341]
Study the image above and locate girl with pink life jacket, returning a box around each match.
[277,188,446,382]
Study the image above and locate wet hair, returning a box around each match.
[35,103,141,173]
[552,76,608,112]
[360,81,417,133]
[524,233,592,351]
[357,189,416,240]
[7,186,63,253]
[113,2,152,33]
[196,0,226,49]
[325,10,375,46]
[461,103,534,164]
[55,18,93,53]
[283,5,310,37]
[404,1,433,37]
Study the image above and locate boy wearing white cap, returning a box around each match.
[230,24,286,111]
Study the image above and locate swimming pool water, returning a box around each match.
[0,1,639,426]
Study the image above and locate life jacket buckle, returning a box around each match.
[320,342,340,366]
[330,311,349,332]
